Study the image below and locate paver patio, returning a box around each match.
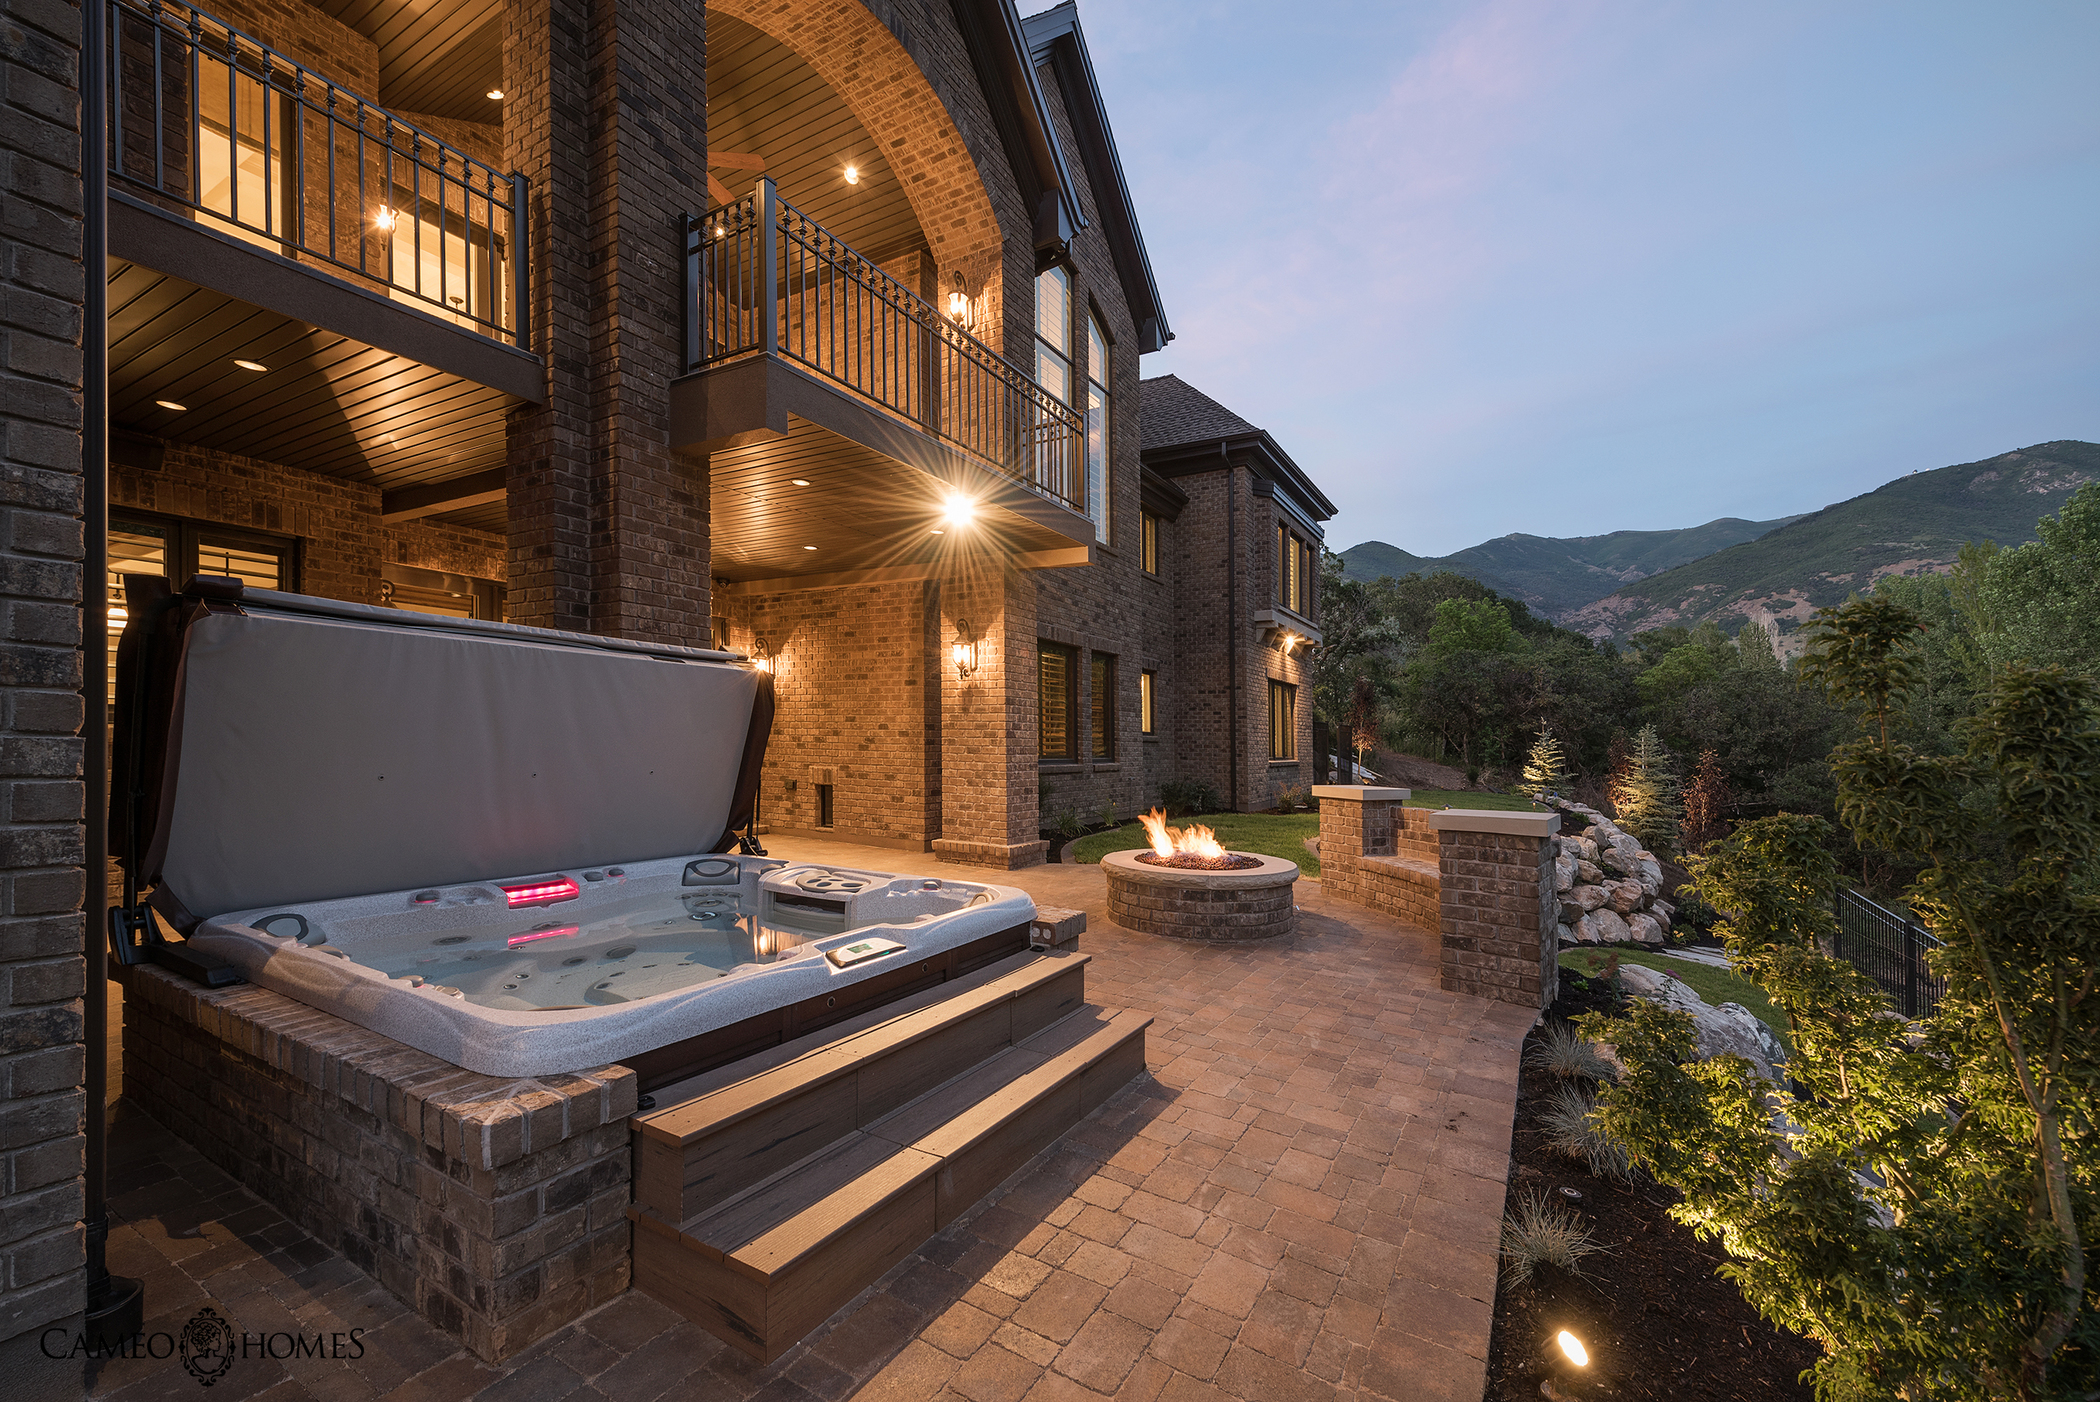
[48,841,1534,1402]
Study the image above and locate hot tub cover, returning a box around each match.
[113,577,773,930]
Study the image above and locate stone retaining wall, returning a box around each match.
[117,965,635,1362]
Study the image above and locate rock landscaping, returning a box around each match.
[1546,802,1676,947]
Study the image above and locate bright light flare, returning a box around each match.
[1557,1331,1588,1366]
[843,164,859,185]
[374,205,396,231]
[941,493,976,529]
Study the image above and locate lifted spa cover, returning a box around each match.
[115,579,772,930]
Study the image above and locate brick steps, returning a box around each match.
[627,952,1148,1362]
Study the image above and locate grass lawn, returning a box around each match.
[1402,789,1547,813]
[1559,947,1793,1054]
[1068,812,1321,875]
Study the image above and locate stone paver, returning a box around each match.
[36,840,1531,1402]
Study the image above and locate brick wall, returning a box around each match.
[1315,796,1439,932]
[723,580,939,848]
[1437,828,1558,1009]
[115,439,386,603]
[120,965,635,1362]
[383,519,507,584]
[1,0,88,1350]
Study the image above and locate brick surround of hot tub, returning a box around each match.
[1100,850,1300,940]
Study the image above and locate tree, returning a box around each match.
[1518,726,1571,801]
[1736,620,1781,673]
[1976,480,2100,678]
[1347,674,1381,779]
[1585,596,2100,1401]
[1609,723,1681,853]
[1680,746,1732,851]
[1309,550,1400,729]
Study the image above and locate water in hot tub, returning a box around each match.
[365,890,814,1010]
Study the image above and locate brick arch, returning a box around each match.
[709,0,1006,267]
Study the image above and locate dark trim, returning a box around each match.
[1022,3,1173,352]
[1142,431,1338,527]
[380,467,508,522]
[950,0,1084,253]
[108,192,546,404]
[1138,465,1188,520]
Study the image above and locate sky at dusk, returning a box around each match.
[1075,1,2100,557]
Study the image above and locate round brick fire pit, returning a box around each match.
[1101,848,1300,941]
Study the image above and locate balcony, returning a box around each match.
[676,180,1096,587]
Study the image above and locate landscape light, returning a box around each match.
[1557,1330,1588,1366]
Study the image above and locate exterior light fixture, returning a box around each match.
[941,493,975,529]
[750,632,774,673]
[374,205,396,231]
[155,400,186,411]
[713,222,726,240]
[929,528,944,535]
[234,359,267,372]
[790,478,810,487]
[802,544,817,551]
[951,618,978,680]
[945,271,973,332]
[843,164,859,185]
[486,89,504,100]
[1556,1331,1588,1367]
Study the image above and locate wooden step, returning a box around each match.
[632,949,1089,1221]
[631,1003,1151,1363]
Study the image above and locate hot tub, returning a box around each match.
[111,579,1035,1084]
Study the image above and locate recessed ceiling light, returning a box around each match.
[843,165,859,185]
[234,359,267,372]
[929,528,944,535]
[487,89,504,99]
[803,545,818,551]
[155,399,187,411]
[790,479,810,486]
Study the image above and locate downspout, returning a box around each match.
[1224,443,1237,812]
[81,0,147,1346]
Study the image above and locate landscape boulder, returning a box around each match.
[1615,964,1788,1083]
[1607,880,1645,915]
[1564,884,1610,915]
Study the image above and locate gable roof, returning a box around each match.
[1021,2,1172,352]
[1139,375,1339,525]
[953,0,1086,253]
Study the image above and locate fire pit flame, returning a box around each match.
[1139,808,1226,861]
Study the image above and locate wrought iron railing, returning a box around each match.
[687,179,1084,515]
[1834,887,1946,1019]
[102,0,527,346]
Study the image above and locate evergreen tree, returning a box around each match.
[1735,619,1781,672]
[1609,723,1681,853]
[1519,725,1570,801]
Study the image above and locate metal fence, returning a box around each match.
[104,0,527,345]
[687,179,1085,515]
[1834,887,1946,1019]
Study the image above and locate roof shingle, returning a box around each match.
[1138,374,1260,451]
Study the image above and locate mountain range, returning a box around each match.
[1338,440,2098,647]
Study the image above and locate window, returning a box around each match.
[816,783,835,829]
[1085,315,1109,544]
[1090,653,1115,760]
[1276,525,1312,615]
[108,515,295,707]
[1034,267,1072,405]
[1140,670,1156,735]
[1140,510,1159,575]
[1038,642,1076,761]
[1268,680,1297,760]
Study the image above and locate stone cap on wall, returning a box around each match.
[119,963,638,1173]
[1311,785,1411,802]
[1428,809,1561,838]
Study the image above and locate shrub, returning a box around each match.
[1097,801,1118,831]
[1158,778,1220,817]
[1275,783,1308,813]
[1524,1022,1616,1083]
[1050,808,1084,839]
[1536,1084,1634,1181]
[1500,1190,1606,1288]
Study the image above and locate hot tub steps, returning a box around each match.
[628,962,1149,1363]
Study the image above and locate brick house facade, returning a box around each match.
[0,0,1341,1358]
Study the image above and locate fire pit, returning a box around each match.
[1103,812,1300,941]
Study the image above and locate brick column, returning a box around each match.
[1,0,89,1359]
[932,563,1047,869]
[1431,810,1561,1008]
[1311,784,1407,906]
[503,0,711,644]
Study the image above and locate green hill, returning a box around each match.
[1338,516,1801,617]
[1561,440,2098,647]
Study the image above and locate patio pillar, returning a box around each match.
[1430,810,1561,1009]
[1312,785,1439,930]
[932,563,1048,869]
[502,0,712,645]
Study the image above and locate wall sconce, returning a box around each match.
[952,618,979,681]
[945,272,973,333]
[750,631,775,673]
[374,205,396,232]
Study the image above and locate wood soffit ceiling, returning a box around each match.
[108,260,514,512]
[709,417,1075,582]
[310,0,502,123]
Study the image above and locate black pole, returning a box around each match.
[82,0,146,1349]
